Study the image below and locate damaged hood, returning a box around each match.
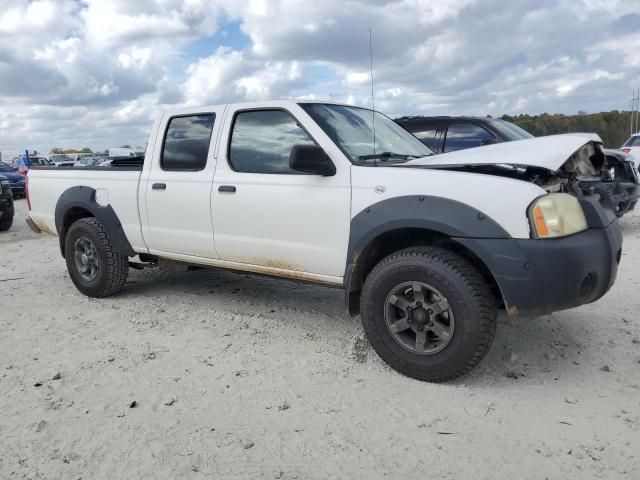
[401,133,603,174]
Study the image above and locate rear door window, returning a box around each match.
[444,123,495,152]
[161,114,215,171]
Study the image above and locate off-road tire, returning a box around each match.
[0,215,13,232]
[360,246,497,382]
[64,217,129,297]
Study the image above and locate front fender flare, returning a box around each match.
[344,195,512,313]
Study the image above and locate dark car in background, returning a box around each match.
[0,162,27,197]
[395,116,534,153]
[395,115,639,217]
[0,175,15,231]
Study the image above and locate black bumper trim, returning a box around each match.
[456,221,622,318]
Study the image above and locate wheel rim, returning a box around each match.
[384,281,455,355]
[74,236,99,282]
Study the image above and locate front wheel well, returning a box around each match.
[346,228,503,316]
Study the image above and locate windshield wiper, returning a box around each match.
[358,152,420,161]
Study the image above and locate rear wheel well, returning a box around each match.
[60,207,94,257]
[346,228,502,316]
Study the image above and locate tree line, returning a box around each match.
[501,110,634,148]
[50,147,93,154]
[50,145,132,154]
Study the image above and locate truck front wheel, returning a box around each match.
[360,246,497,382]
[64,217,129,297]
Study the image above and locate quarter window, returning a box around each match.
[161,114,215,171]
[444,123,495,152]
[229,110,315,174]
[411,125,438,150]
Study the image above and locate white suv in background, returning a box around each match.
[621,133,640,165]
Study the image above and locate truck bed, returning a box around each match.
[27,166,146,251]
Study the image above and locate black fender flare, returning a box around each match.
[344,195,512,312]
[54,186,134,258]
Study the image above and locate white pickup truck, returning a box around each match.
[26,101,622,381]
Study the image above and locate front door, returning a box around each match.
[212,106,351,278]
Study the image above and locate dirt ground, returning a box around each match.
[1,197,639,479]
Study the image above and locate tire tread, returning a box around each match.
[65,217,129,297]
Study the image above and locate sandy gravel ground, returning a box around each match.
[1,198,639,479]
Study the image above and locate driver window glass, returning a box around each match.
[444,123,495,152]
[229,110,315,174]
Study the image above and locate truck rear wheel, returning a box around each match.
[64,217,129,297]
[360,246,497,382]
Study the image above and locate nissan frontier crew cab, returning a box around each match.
[26,101,622,382]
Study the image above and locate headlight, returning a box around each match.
[528,193,587,238]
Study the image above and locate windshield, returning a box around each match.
[300,103,434,164]
[487,118,533,141]
[0,163,12,172]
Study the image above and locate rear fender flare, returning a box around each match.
[54,186,134,258]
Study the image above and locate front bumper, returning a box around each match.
[457,220,622,318]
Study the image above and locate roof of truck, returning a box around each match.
[162,100,372,116]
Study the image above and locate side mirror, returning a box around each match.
[289,144,336,176]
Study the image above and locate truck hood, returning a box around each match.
[401,133,603,174]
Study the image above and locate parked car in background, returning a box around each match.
[0,162,27,197]
[69,153,106,163]
[0,175,15,231]
[26,100,622,382]
[621,133,640,159]
[107,147,137,157]
[48,154,75,167]
[396,116,640,217]
[11,156,55,169]
[395,116,534,152]
[29,156,55,167]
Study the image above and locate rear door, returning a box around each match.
[144,108,224,258]
[211,104,351,278]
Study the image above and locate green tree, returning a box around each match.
[501,110,633,148]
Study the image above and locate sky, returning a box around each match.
[0,0,639,155]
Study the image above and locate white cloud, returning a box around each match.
[1,0,640,155]
[181,47,305,105]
